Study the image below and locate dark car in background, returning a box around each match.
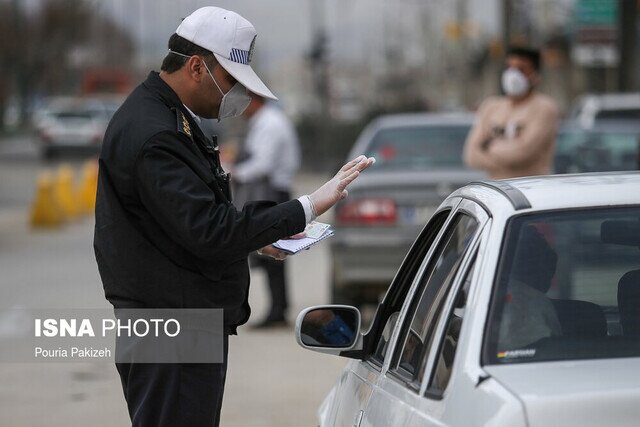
[555,123,640,174]
[330,113,484,307]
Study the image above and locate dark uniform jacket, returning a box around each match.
[93,72,305,332]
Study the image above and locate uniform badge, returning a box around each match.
[177,110,193,140]
[182,115,192,137]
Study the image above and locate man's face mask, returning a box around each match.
[501,67,530,98]
[202,60,251,121]
[169,50,251,121]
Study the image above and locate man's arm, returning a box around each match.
[486,101,559,169]
[134,132,373,262]
[463,99,500,171]
[135,131,306,262]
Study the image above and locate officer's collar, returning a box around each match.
[182,103,201,124]
[143,71,183,109]
[144,71,207,140]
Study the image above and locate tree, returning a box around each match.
[0,0,136,128]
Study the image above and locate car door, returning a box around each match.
[323,198,462,427]
[360,199,489,427]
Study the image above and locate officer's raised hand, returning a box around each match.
[309,155,375,217]
[257,155,374,260]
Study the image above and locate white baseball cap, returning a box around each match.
[176,7,277,100]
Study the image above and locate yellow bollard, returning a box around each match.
[30,171,65,228]
[54,164,79,220]
[76,160,98,215]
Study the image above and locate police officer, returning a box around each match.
[93,7,374,427]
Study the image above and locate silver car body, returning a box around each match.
[300,172,640,427]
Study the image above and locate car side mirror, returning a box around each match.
[295,305,362,355]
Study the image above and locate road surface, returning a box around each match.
[0,133,349,426]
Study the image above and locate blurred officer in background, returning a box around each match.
[464,46,559,179]
[234,94,301,328]
[93,6,374,426]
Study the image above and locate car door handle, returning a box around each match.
[353,410,364,427]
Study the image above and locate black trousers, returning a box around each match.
[115,334,229,427]
[252,254,288,319]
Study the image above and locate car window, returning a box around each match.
[368,209,452,366]
[595,109,640,121]
[484,207,640,365]
[364,125,470,170]
[392,214,478,386]
[555,130,640,173]
[425,255,477,397]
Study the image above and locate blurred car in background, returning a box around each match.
[297,172,640,427]
[33,96,123,159]
[330,112,484,308]
[570,93,640,129]
[555,122,640,174]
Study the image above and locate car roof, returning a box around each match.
[459,172,640,213]
[347,111,476,160]
[371,112,476,128]
[577,93,640,109]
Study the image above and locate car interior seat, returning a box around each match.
[618,270,640,337]
[601,220,640,337]
[551,299,607,337]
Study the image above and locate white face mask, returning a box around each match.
[202,61,251,121]
[501,68,530,98]
[168,50,251,121]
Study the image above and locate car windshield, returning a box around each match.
[596,109,640,121]
[364,125,469,170]
[555,129,640,173]
[484,207,640,364]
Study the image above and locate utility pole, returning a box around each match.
[12,0,28,127]
[503,0,512,49]
[456,0,470,108]
[306,0,331,170]
[618,0,638,91]
[308,0,329,118]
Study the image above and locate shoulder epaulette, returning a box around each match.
[176,109,193,141]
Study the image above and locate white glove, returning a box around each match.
[309,155,375,217]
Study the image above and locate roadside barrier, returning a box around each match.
[30,161,98,229]
[30,171,64,228]
[54,165,79,220]
[77,160,98,215]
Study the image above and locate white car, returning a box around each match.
[34,96,122,158]
[570,93,640,128]
[296,172,640,427]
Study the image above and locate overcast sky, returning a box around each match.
[93,0,500,69]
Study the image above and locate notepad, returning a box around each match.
[273,228,334,254]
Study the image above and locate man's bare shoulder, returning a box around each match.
[475,96,509,118]
[532,93,560,115]
[478,95,507,109]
